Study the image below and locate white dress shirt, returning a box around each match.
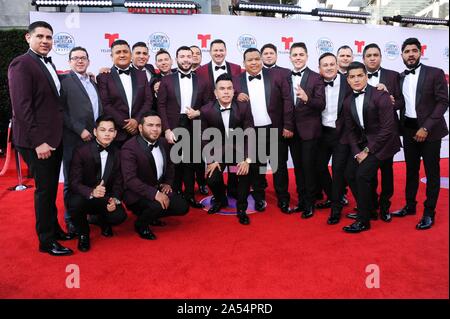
[100,149,108,178]
[212,62,228,82]
[76,72,100,120]
[367,68,381,87]
[322,76,341,128]
[32,49,61,95]
[178,71,193,114]
[116,66,133,117]
[143,138,164,180]
[291,66,307,104]
[402,65,421,118]
[354,88,366,129]
[246,71,271,127]
[219,103,232,137]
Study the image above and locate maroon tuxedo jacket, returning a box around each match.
[157,71,206,131]
[288,67,326,140]
[196,61,243,102]
[378,67,404,111]
[69,141,123,199]
[232,68,294,133]
[8,49,63,149]
[399,64,449,141]
[323,73,352,137]
[121,135,174,205]
[97,66,153,142]
[343,85,401,161]
[200,100,254,163]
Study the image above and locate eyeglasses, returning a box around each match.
[70,56,88,62]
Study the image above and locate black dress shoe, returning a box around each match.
[77,234,90,252]
[315,199,332,209]
[237,211,250,225]
[416,215,434,230]
[301,207,314,219]
[55,228,75,241]
[392,206,416,217]
[101,225,113,237]
[343,221,370,233]
[39,241,73,256]
[135,225,157,240]
[278,201,292,214]
[380,210,392,223]
[187,197,205,209]
[346,212,378,220]
[208,200,228,214]
[198,185,209,195]
[292,202,305,213]
[254,200,267,212]
[66,222,79,237]
[327,208,341,225]
[340,195,349,206]
[150,219,167,227]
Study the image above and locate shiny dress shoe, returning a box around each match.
[237,211,250,225]
[187,197,205,209]
[301,207,314,219]
[416,215,434,230]
[150,219,167,227]
[135,226,157,240]
[55,228,75,241]
[101,225,113,237]
[198,185,209,195]
[380,210,392,223]
[39,241,73,256]
[278,201,292,214]
[315,199,332,209]
[392,206,416,217]
[66,222,79,237]
[327,208,342,225]
[77,234,90,252]
[292,202,305,213]
[254,200,267,212]
[340,195,349,206]
[208,200,228,214]
[343,221,370,233]
[347,212,378,220]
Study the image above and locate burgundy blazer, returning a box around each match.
[378,67,404,111]
[157,71,206,131]
[343,85,401,161]
[196,61,243,102]
[200,100,254,163]
[8,49,63,149]
[121,135,174,205]
[399,64,449,141]
[232,68,294,133]
[97,66,153,142]
[288,67,326,140]
[69,141,123,199]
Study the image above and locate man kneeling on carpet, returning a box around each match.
[68,115,127,252]
[121,111,190,240]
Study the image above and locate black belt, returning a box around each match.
[322,126,337,132]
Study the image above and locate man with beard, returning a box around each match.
[392,38,448,230]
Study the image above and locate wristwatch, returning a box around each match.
[363,147,370,153]
[422,127,428,132]
[245,158,252,164]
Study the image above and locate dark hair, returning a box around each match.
[132,41,148,51]
[318,52,336,64]
[28,21,53,34]
[261,43,277,54]
[95,115,116,128]
[190,45,201,52]
[347,61,367,74]
[111,39,130,51]
[363,43,381,57]
[139,110,160,125]
[243,47,260,61]
[155,49,171,61]
[215,73,233,85]
[69,46,89,60]
[401,37,421,52]
[290,42,308,54]
[176,46,193,58]
[210,39,226,49]
[337,45,353,55]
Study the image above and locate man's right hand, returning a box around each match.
[98,67,110,74]
[92,180,106,198]
[80,129,92,142]
[165,129,177,144]
[35,143,55,160]
[205,162,221,178]
[237,93,250,102]
[155,191,170,210]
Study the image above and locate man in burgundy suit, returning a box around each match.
[342,62,401,233]
[97,39,153,147]
[157,46,206,209]
[121,111,189,240]
[233,48,295,213]
[8,21,73,256]
[392,38,449,230]
[68,115,127,252]
[201,74,254,225]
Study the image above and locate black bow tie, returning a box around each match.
[324,80,334,87]
[353,91,366,98]
[117,68,131,75]
[405,64,421,75]
[248,74,261,81]
[292,70,304,77]
[148,140,159,152]
[215,65,226,71]
[37,54,52,64]
[97,143,112,153]
[368,71,379,78]
[180,72,192,79]
[220,108,231,113]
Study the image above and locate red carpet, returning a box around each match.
[0,155,448,299]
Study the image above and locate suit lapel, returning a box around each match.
[102,148,115,184]
[351,97,363,130]
[173,73,182,110]
[191,73,198,108]
[240,73,249,95]
[415,65,426,107]
[111,67,129,107]
[379,68,386,85]
[28,50,59,97]
[137,136,158,180]
[362,86,372,130]
[337,74,346,115]
[229,102,237,129]
[91,78,103,115]
[300,67,310,90]
[90,142,102,182]
[130,68,138,111]
[71,72,96,121]
[208,62,215,87]
[262,68,271,108]
[159,138,167,179]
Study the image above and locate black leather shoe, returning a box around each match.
[380,210,392,223]
[254,200,267,212]
[237,211,250,225]
[340,195,349,206]
[198,185,209,195]
[343,221,370,233]
[101,225,113,237]
[135,225,157,240]
[327,208,341,225]
[150,219,167,227]
[278,201,292,214]
[55,228,75,241]
[77,234,90,252]
[292,202,305,213]
[39,241,73,256]
[66,221,78,237]
[316,199,331,209]
[187,197,205,209]
[301,206,314,219]
[416,215,434,230]
[347,212,378,220]
[208,200,228,214]
[392,206,416,217]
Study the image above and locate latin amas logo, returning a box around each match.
[316,37,333,55]
[148,32,170,53]
[237,34,257,53]
[384,42,400,60]
[52,32,75,55]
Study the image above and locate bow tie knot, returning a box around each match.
[291,70,304,77]
[353,91,366,98]
[180,72,192,79]
[248,74,261,81]
[324,80,334,87]
[118,68,131,75]
[220,108,231,113]
[42,56,52,64]
[97,143,112,153]
[405,64,421,75]
[368,71,379,79]
[215,65,226,71]
[148,140,159,152]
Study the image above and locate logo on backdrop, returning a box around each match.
[101,33,119,53]
[354,40,365,57]
[316,37,333,55]
[148,32,170,53]
[237,34,257,53]
[384,42,400,60]
[52,32,75,55]
[420,44,428,60]
[444,46,449,61]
